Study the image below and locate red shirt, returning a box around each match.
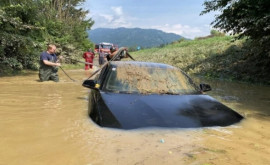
[83,52,94,61]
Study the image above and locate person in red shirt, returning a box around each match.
[83,48,95,70]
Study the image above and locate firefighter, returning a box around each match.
[39,44,61,82]
[83,48,95,70]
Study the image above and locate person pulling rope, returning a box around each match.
[57,47,136,82]
[86,47,136,80]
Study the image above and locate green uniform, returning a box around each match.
[39,51,59,82]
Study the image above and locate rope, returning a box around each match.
[59,66,76,82]
[86,48,136,80]
[65,57,93,65]
[58,56,95,82]
[58,47,137,81]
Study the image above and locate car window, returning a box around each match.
[96,65,109,85]
[104,65,199,95]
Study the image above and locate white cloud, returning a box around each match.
[99,14,114,23]
[111,6,123,16]
[89,6,211,39]
[151,23,211,39]
[91,6,132,28]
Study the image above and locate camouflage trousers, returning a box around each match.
[39,67,59,82]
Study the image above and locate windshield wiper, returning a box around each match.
[159,92,179,95]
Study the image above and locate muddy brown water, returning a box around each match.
[0,68,270,165]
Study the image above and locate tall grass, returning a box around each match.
[130,36,270,84]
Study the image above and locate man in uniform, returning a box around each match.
[39,44,61,82]
[83,48,95,70]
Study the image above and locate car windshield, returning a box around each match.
[105,65,199,95]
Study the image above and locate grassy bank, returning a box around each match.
[130,36,270,85]
[61,63,85,70]
[1,36,269,85]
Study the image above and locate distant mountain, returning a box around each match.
[88,27,186,48]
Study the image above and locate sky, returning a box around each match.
[82,0,217,39]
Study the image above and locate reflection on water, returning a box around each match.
[0,70,269,165]
[199,78,270,116]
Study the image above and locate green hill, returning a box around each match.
[88,27,186,48]
[130,36,270,84]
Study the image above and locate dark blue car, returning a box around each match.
[83,61,243,129]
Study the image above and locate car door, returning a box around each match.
[88,64,110,124]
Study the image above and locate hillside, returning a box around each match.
[130,36,270,85]
[88,27,185,48]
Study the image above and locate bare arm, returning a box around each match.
[109,51,117,58]
[43,60,61,66]
[109,47,128,58]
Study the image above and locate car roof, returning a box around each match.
[109,61,175,69]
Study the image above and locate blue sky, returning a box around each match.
[82,0,217,39]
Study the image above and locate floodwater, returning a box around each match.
[0,68,269,165]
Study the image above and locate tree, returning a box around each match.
[201,0,270,51]
[0,3,43,71]
[0,0,94,74]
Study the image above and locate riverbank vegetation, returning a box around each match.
[1,0,269,85]
[130,34,270,84]
[0,0,94,76]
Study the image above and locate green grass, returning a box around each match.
[1,36,269,84]
[130,36,270,84]
[60,63,85,70]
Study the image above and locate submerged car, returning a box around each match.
[83,61,243,129]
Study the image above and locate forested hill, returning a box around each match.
[88,27,186,48]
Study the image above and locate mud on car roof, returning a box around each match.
[108,61,175,69]
[82,61,244,129]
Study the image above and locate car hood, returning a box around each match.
[100,92,243,129]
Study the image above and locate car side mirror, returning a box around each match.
[200,83,211,92]
[82,80,98,89]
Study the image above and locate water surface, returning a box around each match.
[0,69,269,165]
